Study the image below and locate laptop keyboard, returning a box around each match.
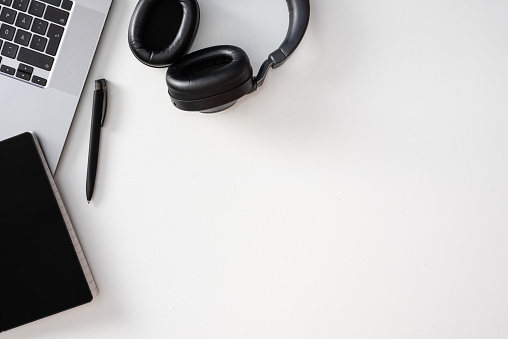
[0,0,73,87]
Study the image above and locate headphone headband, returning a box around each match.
[254,0,310,89]
[270,0,311,68]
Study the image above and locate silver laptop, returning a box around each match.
[0,0,113,173]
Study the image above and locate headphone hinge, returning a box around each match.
[252,59,275,92]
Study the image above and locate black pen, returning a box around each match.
[86,79,107,203]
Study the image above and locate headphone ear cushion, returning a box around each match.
[128,0,199,67]
[166,45,254,108]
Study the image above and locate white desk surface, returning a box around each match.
[6,0,508,337]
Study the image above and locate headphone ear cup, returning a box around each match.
[128,0,199,67]
[166,45,255,112]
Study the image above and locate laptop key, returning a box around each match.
[16,69,31,80]
[46,23,63,56]
[15,13,32,29]
[0,64,15,75]
[17,46,54,70]
[14,29,31,46]
[18,63,33,74]
[0,23,15,41]
[32,18,49,35]
[28,1,46,17]
[0,0,13,6]
[1,41,18,58]
[32,75,47,86]
[30,34,47,52]
[44,5,69,26]
[15,12,33,29]
[61,0,72,10]
[0,7,16,24]
[38,0,61,6]
[12,0,30,12]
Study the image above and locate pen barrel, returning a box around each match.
[86,90,104,201]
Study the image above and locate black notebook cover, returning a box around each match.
[0,132,98,332]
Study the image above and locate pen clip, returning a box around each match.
[95,79,107,126]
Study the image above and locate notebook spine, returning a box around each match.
[30,132,99,297]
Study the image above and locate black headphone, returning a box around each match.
[128,0,310,113]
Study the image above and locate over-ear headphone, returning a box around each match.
[128,0,310,113]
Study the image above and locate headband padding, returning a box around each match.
[166,45,253,102]
[128,0,199,67]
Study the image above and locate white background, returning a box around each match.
[6,0,508,337]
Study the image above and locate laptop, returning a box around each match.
[0,0,113,173]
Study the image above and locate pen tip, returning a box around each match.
[87,200,90,204]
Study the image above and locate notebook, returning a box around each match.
[0,0,113,174]
[0,132,97,333]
